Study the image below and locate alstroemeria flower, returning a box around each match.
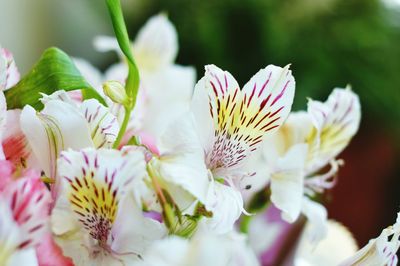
[258,87,361,240]
[294,220,358,266]
[134,230,259,266]
[20,91,119,196]
[52,148,166,266]
[93,13,196,141]
[0,170,51,266]
[155,64,295,233]
[339,212,400,266]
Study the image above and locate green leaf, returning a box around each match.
[5,47,106,110]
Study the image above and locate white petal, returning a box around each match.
[133,13,178,70]
[294,220,358,266]
[20,100,94,178]
[139,65,195,140]
[1,48,20,89]
[306,87,361,173]
[104,63,128,84]
[301,197,328,243]
[0,200,21,265]
[0,91,7,159]
[57,148,146,244]
[192,64,295,175]
[73,58,103,89]
[157,115,210,206]
[339,212,400,266]
[111,193,166,255]
[80,99,119,148]
[93,35,120,54]
[270,144,308,223]
[241,64,295,136]
[201,182,244,234]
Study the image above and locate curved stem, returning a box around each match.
[112,107,131,149]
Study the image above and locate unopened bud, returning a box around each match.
[103,80,128,105]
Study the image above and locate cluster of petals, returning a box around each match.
[0,13,398,266]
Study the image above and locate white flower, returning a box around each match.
[339,212,400,266]
[156,63,295,233]
[259,87,361,240]
[52,148,166,266]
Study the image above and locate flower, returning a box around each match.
[155,63,295,233]
[257,87,361,241]
[52,148,166,266]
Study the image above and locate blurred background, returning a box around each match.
[0,0,399,247]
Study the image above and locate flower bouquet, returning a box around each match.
[0,1,398,266]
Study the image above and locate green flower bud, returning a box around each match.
[103,80,128,106]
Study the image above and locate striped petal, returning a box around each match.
[57,148,146,247]
[0,48,20,90]
[193,64,295,175]
[0,91,7,159]
[306,87,361,173]
[80,99,119,148]
[20,101,94,181]
[0,200,24,265]
[2,176,51,250]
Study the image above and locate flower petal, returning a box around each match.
[270,144,308,223]
[157,115,210,206]
[201,182,244,234]
[306,87,361,173]
[295,220,358,266]
[1,48,20,89]
[193,64,295,174]
[80,99,119,148]
[133,13,178,70]
[57,148,146,244]
[301,197,328,243]
[20,100,94,179]
[2,175,51,249]
[111,193,166,255]
[73,58,103,89]
[339,212,400,266]
[140,65,195,140]
[0,91,7,159]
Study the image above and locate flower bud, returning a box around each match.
[103,80,128,105]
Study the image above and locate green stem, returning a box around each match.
[112,107,131,148]
[239,215,253,234]
[105,0,140,148]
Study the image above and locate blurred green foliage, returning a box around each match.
[119,0,400,138]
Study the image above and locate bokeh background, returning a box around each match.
[1,0,399,247]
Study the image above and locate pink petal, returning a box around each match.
[36,234,74,266]
[0,159,13,190]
